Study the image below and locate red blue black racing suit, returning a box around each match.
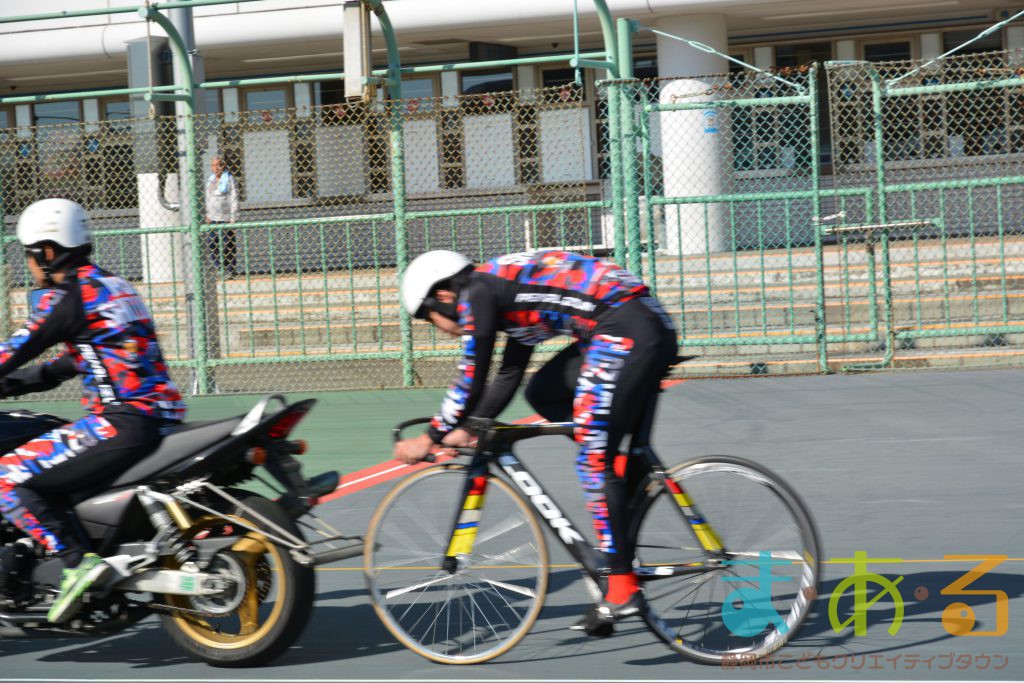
[427,250,677,574]
[0,263,186,565]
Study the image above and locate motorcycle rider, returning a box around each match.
[0,198,186,623]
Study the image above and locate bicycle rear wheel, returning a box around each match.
[632,456,820,665]
[364,464,549,664]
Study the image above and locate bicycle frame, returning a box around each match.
[439,421,728,585]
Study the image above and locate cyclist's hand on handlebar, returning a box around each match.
[441,428,476,449]
[393,433,437,465]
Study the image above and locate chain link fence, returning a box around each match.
[826,50,1024,369]
[0,84,605,396]
[3,51,1024,397]
[607,67,830,374]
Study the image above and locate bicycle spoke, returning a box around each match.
[385,572,457,600]
[366,466,548,664]
[470,574,537,599]
[474,515,528,545]
[634,457,819,664]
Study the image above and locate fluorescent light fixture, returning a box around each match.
[242,52,343,63]
[767,1,959,20]
[10,69,125,82]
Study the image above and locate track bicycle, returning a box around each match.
[364,414,820,665]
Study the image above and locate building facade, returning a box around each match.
[1,0,1022,220]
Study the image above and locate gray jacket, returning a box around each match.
[205,171,239,223]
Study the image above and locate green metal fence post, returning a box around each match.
[617,18,643,276]
[872,70,896,369]
[638,75,658,296]
[0,174,9,339]
[808,64,828,373]
[364,0,414,387]
[843,68,894,373]
[139,5,208,393]
[589,1,624,265]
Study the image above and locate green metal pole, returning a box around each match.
[807,64,828,373]
[843,69,893,373]
[638,72,658,296]
[590,0,618,64]
[379,52,607,77]
[0,172,8,338]
[874,70,895,369]
[140,6,209,393]
[618,18,642,277]
[364,0,414,387]
[0,85,181,105]
[587,1,623,264]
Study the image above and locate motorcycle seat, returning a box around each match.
[108,416,244,488]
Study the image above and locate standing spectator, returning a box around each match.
[204,156,239,274]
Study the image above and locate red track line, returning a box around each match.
[318,377,687,502]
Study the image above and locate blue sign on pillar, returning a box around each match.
[703,110,719,134]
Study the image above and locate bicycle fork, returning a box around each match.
[639,448,726,556]
[442,471,489,573]
[441,454,599,578]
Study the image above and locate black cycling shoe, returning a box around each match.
[569,591,646,637]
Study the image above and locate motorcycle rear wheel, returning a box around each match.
[159,494,314,667]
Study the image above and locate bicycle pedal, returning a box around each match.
[569,610,618,638]
[569,618,615,638]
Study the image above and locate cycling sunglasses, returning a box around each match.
[24,246,47,263]
[415,295,440,320]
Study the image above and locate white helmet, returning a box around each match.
[17,198,91,249]
[401,250,472,318]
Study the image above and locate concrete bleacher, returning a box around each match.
[7,234,1023,386]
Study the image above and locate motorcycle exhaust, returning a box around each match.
[309,540,365,566]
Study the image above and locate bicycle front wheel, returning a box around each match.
[632,456,820,665]
[364,464,549,664]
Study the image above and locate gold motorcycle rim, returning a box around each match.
[165,515,288,650]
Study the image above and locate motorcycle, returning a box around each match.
[0,394,363,667]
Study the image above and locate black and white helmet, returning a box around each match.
[400,250,472,320]
[16,198,92,276]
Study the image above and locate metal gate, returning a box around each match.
[825,52,1024,371]
[621,49,1024,375]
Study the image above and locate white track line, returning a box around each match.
[3,680,1020,683]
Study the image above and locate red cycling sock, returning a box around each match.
[605,572,639,604]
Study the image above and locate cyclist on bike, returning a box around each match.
[394,249,678,635]
[0,198,186,623]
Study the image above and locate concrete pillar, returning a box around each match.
[1008,26,1024,66]
[655,14,729,256]
[920,33,942,60]
[835,40,856,62]
[294,82,312,118]
[223,88,240,124]
[516,64,536,102]
[15,105,31,138]
[440,71,459,107]
[753,46,774,70]
[138,173,183,284]
[83,99,100,133]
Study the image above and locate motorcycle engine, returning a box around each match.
[0,538,36,602]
